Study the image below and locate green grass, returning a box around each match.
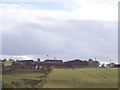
[43,68,118,88]
[2,70,45,88]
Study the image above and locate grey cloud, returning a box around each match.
[2,20,118,62]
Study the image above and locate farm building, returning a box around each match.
[12,60,38,69]
[113,64,120,68]
[38,59,66,68]
[39,59,90,68]
[64,59,89,68]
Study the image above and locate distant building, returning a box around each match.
[44,59,63,63]
[12,60,37,69]
[65,59,88,68]
[113,64,120,68]
[39,59,65,68]
[11,59,102,70]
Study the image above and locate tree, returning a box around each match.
[101,63,105,68]
[88,58,93,62]
[106,64,110,68]
[2,58,7,62]
[88,59,100,67]
[37,58,40,62]
[8,58,14,62]
[94,61,100,67]
[88,58,94,67]
[110,62,116,67]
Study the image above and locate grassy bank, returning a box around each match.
[43,68,118,88]
[2,70,46,88]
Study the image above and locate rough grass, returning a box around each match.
[43,68,118,88]
[2,70,45,88]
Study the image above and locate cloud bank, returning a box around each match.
[0,1,118,62]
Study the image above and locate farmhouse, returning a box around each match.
[38,59,93,68]
[65,59,89,68]
[44,60,63,63]
[12,60,37,69]
[113,64,120,68]
[39,59,66,68]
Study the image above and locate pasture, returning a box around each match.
[43,68,118,88]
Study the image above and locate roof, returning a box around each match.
[17,60,34,62]
[44,60,63,63]
[13,60,36,68]
[65,59,83,63]
[113,64,120,67]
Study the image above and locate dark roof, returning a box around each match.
[44,60,63,63]
[17,60,34,62]
[65,59,83,63]
[71,59,83,62]
[64,59,88,66]
[13,60,36,69]
[113,64,120,67]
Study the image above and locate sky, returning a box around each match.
[0,0,119,63]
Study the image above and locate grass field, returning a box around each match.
[43,68,118,88]
[2,70,45,88]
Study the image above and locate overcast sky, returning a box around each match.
[0,0,118,63]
